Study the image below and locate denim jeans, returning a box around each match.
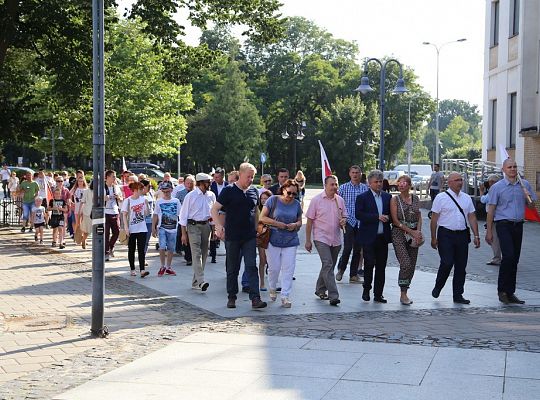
[225,238,260,300]
[144,221,152,254]
[22,201,34,222]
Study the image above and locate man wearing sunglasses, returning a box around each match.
[430,172,480,304]
[486,159,536,304]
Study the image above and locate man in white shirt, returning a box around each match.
[179,173,216,291]
[1,164,11,199]
[430,172,480,304]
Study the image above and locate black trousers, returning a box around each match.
[337,223,362,277]
[209,238,218,258]
[362,235,388,297]
[128,232,146,271]
[435,227,469,297]
[496,221,523,295]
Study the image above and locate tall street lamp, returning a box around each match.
[422,38,466,164]
[43,127,64,170]
[355,58,408,172]
[282,121,306,173]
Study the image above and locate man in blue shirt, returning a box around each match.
[211,162,267,310]
[486,158,537,304]
[336,165,368,283]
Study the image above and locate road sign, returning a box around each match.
[260,153,266,164]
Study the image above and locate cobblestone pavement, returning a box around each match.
[1,227,540,400]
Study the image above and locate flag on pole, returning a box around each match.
[498,144,510,164]
[122,157,127,172]
[318,140,332,185]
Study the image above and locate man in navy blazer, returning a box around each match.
[355,170,392,303]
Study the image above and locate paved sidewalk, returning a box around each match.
[55,332,540,400]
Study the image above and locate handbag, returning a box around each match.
[118,197,130,245]
[397,195,424,248]
[444,191,472,243]
[256,196,277,249]
[74,225,83,245]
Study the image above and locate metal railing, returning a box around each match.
[1,198,23,226]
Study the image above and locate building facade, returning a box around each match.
[483,0,540,194]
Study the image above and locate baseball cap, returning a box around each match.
[160,181,173,190]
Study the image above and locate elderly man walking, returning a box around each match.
[430,172,480,304]
[211,162,267,310]
[305,175,347,306]
[486,159,537,304]
[355,170,392,303]
[179,173,215,291]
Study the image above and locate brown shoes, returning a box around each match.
[499,292,525,304]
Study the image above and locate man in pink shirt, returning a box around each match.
[305,175,347,306]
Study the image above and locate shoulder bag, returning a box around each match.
[256,197,277,249]
[397,195,424,248]
[444,191,471,243]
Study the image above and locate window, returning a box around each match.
[508,93,517,148]
[510,0,520,36]
[490,99,497,149]
[491,1,499,46]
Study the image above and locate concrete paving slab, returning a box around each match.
[506,351,540,380]
[55,332,537,400]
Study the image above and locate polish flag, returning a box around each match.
[318,140,332,185]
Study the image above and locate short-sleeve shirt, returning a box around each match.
[49,198,66,217]
[32,206,46,224]
[305,191,347,246]
[265,196,302,248]
[430,171,444,190]
[121,196,147,233]
[105,185,122,215]
[154,197,181,232]
[488,177,537,221]
[0,169,10,181]
[431,190,475,230]
[217,184,259,241]
[20,181,39,203]
[144,191,155,224]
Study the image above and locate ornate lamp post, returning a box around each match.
[282,121,306,173]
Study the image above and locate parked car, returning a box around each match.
[383,170,407,192]
[129,167,178,185]
[127,162,164,171]
[8,166,35,180]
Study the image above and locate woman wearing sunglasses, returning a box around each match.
[259,179,303,308]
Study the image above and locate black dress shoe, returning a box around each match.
[374,296,387,304]
[329,298,340,306]
[211,257,216,263]
[432,287,441,298]
[242,286,250,293]
[226,297,236,308]
[362,290,370,302]
[453,296,470,304]
[498,291,510,304]
[508,294,525,304]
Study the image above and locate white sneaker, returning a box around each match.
[281,297,292,308]
[269,289,277,301]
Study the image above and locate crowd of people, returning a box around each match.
[8,157,536,310]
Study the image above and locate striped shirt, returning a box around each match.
[338,181,368,228]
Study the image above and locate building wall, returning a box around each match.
[482,0,540,198]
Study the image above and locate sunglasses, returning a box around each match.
[264,180,272,183]
[285,190,297,197]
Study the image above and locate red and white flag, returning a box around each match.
[122,157,128,172]
[318,140,332,185]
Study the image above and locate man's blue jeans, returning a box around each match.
[225,238,260,300]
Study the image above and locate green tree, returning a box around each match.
[185,57,265,171]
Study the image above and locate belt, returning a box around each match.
[439,226,468,233]
[188,219,208,225]
[496,219,524,225]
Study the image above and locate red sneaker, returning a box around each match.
[157,267,166,277]
[165,268,176,276]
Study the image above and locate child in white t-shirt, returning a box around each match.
[31,196,47,244]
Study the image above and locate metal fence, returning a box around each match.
[1,198,22,226]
